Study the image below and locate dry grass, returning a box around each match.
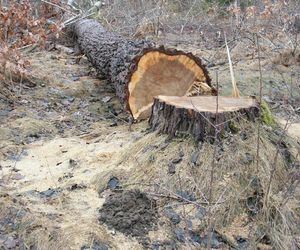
[93,119,299,249]
[0,187,140,250]
[1,1,299,249]
[0,191,63,249]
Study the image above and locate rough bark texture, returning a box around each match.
[73,19,213,119]
[74,19,152,100]
[149,96,259,141]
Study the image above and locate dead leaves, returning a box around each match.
[0,0,62,84]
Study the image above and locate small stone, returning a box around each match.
[179,149,184,158]
[40,189,55,197]
[176,191,196,201]
[67,96,75,103]
[142,144,154,153]
[61,99,70,106]
[164,207,181,224]
[148,155,156,163]
[158,142,169,151]
[115,211,124,217]
[69,159,77,168]
[190,231,222,248]
[4,236,18,249]
[109,122,118,127]
[107,176,120,190]
[174,228,185,242]
[39,188,61,198]
[102,96,112,103]
[235,235,249,248]
[159,221,165,226]
[190,231,201,243]
[203,234,220,248]
[0,234,6,244]
[168,162,176,175]
[172,158,182,164]
[187,219,193,230]
[191,151,200,165]
[80,241,109,250]
[71,75,80,81]
[195,206,206,219]
[250,177,261,190]
[242,153,254,165]
[150,241,160,250]
[28,132,40,138]
[240,132,248,140]
[56,45,74,54]
[160,240,177,249]
[11,173,25,180]
[68,183,87,191]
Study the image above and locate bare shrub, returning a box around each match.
[0,0,61,99]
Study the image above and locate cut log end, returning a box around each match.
[149,96,259,141]
[72,19,214,120]
[127,49,213,120]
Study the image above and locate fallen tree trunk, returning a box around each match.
[73,19,214,120]
[149,95,259,141]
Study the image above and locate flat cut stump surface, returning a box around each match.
[156,96,257,112]
[149,95,259,141]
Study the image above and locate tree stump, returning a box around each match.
[149,95,259,141]
[73,19,214,119]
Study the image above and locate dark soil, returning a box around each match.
[98,189,157,237]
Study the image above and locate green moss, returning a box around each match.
[260,101,275,126]
[228,121,239,134]
[219,128,226,139]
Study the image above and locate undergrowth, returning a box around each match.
[0,0,61,99]
[260,101,275,126]
[0,1,299,249]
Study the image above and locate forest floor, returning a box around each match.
[0,38,299,250]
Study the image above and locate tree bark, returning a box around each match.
[149,95,259,141]
[73,19,213,120]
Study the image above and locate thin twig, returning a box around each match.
[224,32,240,98]
[41,0,74,14]
[108,111,129,125]
[256,34,263,173]
[146,192,223,206]
[63,12,95,27]
[207,70,219,250]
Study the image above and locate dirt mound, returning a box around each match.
[98,190,157,237]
